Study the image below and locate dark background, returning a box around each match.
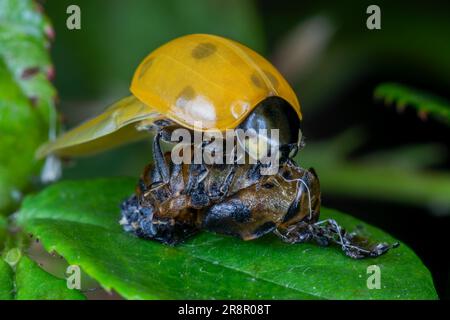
[43,0,450,298]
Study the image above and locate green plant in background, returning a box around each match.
[0,0,84,299]
[375,83,450,124]
[268,1,450,217]
[299,84,450,214]
[0,0,444,300]
[0,0,57,214]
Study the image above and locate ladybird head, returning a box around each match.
[237,96,303,163]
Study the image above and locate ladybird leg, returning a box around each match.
[214,165,236,201]
[275,219,398,258]
[152,130,170,185]
[185,163,208,194]
[274,222,313,244]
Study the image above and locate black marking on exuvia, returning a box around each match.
[203,199,251,227]
[207,181,223,200]
[262,182,274,189]
[190,183,210,208]
[246,164,261,182]
[121,194,198,245]
[252,221,276,238]
[192,42,217,59]
[141,217,197,245]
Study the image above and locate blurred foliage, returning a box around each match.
[0,251,85,300]
[0,259,13,299]
[300,129,450,215]
[375,83,450,125]
[266,0,450,219]
[0,0,56,214]
[14,254,85,300]
[18,178,437,299]
[268,1,450,114]
[0,216,6,250]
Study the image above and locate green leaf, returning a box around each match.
[374,83,450,124]
[0,259,14,300]
[14,255,85,300]
[0,249,85,300]
[0,0,57,213]
[0,215,7,248]
[18,178,437,300]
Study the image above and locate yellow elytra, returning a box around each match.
[37,34,301,158]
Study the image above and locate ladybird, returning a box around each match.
[37,34,302,160]
[38,34,396,258]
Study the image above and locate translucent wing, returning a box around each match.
[36,96,164,158]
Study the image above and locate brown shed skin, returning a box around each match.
[120,152,320,245]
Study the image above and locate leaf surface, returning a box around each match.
[0,259,13,300]
[18,178,437,299]
[14,255,85,300]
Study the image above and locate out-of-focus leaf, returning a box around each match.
[18,178,437,299]
[14,255,85,300]
[299,131,450,214]
[0,259,13,300]
[270,1,450,114]
[0,215,7,248]
[375,83,450,125]
[357,144,447,170]
[0,0,57,213]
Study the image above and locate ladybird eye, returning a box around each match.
[262,182,274,189]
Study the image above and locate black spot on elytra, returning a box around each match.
[251,73,263,88]
[251,71,279,89]
[192,42,217,59]
[264,70,279,88]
